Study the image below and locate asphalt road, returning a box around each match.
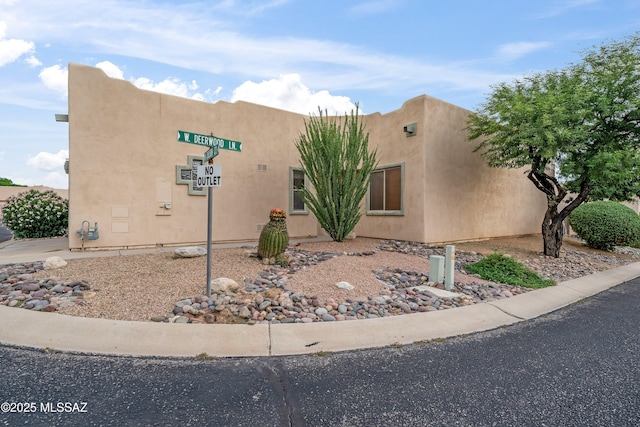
[1,279,638,426]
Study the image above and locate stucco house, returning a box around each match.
[62,63,546,250]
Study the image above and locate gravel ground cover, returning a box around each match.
[2,236,639,324]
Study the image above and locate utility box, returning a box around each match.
[429,255,444,283]
[77,221,99,241]
[87,224,99,240]
[445,245,455,290]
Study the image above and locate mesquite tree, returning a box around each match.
[295,106,378,242]
[467,33,640,257]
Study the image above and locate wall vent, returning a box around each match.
[257,164,268,172]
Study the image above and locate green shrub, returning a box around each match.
[1,189,68,239]
[568,201,640,251]
[465,253,555,289]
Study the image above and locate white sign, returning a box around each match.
[196,164,222,187]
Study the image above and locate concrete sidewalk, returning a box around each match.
[1,237,639,358]
[0,234,327,264]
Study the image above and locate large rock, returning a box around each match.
[43,256,67,269]
[174,247,207,258]
[210,277,239,293]
[335,281,354,290]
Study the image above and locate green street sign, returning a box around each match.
[177,130,242,152]
[204,146,219,161]
[216,137,242,152]
[177,130,214,147]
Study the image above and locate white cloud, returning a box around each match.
[3,170,68,188]
[92,61,210,100]
[231,73,357,115]
[0,21,36,66]
[0,0,517,101]
[26,149,69,172]
[36,60,212,101]
[96,60,124,79]
[40,171,68,189]
[497,41,553,61]
[25,55,41,67]
[38,64,68,95]
[130,76,207,101]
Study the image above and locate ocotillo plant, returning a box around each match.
[295,105,378,241]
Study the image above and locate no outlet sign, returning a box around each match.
[196,164,222,187]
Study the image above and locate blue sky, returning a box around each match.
[0,0,638,189]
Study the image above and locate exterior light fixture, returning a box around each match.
[403,123,417,137]
[55,114,69,122]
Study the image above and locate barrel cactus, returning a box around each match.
[258,208,289,262]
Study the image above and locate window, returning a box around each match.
[367,164,403,215]
[289,167,308,214]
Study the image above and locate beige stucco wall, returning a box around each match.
[68,63,316,250]
[354,97,427,242]
[420,95,547,242]
[355,95,547,243]
[67,63,547,250]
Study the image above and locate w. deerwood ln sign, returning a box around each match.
[177,130,242,152]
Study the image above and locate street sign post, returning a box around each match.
[204,146,219,161]
[177,129,242,297]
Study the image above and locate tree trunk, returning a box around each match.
[526,168,590,259]
[542,211,565,258]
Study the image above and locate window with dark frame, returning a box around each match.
[290,167,308,214]
[368,165,402,213]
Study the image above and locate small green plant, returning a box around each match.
[1,189,68,239]
[274,253,289,267]
[568,201,640,251]
[43,346,60,354]
[465,253,555,289]
[258,208,289,262]
[195,352,216,361]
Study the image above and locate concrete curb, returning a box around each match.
[0,307,271,357]
[488,262,640,320]
[269,303,521,356]
[2,262,639,358]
